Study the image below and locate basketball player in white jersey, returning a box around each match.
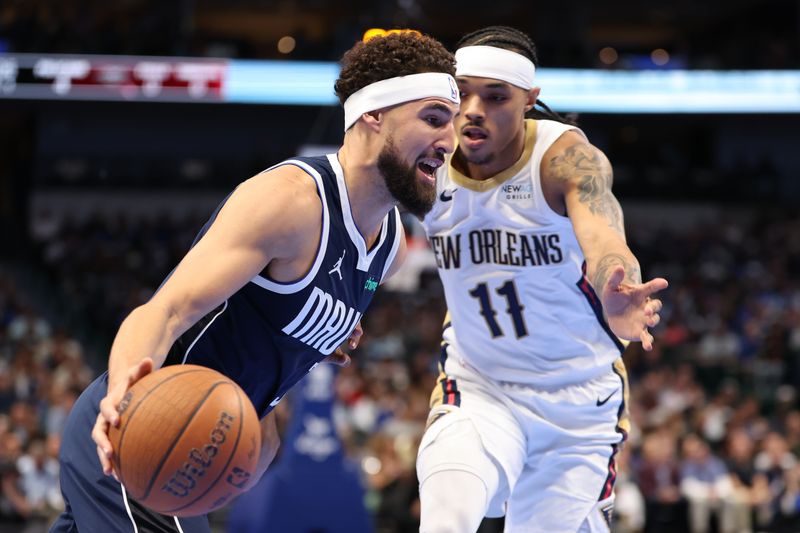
[417,26,668,533]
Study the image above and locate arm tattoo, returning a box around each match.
[592,253,642,290]
[549,143,625,234]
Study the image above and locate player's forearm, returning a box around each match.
[106,301,185,389]
[585,238,642,291]
[572,189,642,289]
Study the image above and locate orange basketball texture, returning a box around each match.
[108,365,261,517]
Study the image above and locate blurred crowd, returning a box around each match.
[0,206,799,532]
[0,272,93,533]
[31,210,208,352]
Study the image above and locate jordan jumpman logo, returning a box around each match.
[329,249,345,280]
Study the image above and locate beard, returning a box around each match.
[377,137,436,218]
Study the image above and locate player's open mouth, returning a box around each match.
[462,126,488,140]
[417,157,443,180]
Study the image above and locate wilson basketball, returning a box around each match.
[108,364,261,517]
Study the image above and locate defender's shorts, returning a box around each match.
[417,353,629,532]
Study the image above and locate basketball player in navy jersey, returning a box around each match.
[50,31,459,533]
[416,26,668,532]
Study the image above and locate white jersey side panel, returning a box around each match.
[423,119,623,388]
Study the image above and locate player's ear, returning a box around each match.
[361,109,384,133]
[524,87,540,113]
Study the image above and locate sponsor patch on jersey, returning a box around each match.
[364,277,378,291]
[501,183,532,200]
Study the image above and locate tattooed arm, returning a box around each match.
[542,130,639,289]
[541,130,667,349]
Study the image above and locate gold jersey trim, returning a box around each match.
[613,357,632,436]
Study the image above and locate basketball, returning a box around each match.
[108,364,261,517]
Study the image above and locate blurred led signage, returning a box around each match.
[1,53,798,113]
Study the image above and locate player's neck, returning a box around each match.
[336,146,392,248]
[457,121,528,181]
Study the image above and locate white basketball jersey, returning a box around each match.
[423,119,624,389]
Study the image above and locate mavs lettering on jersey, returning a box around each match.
[282,287,363,355]
[429,230,564,270]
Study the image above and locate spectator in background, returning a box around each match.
[8,402,37,446]
[697,320,740,368]
[637,431,687,533]
[613,445,646,533]
[7,307,50,345]
[366,433,420,533]
[0,367,15,413]
[16,438,62,528]
[695,321,741,393]
[753,432,798,530]
[679,433,733,532]
[0,432,26,529]
[784,410,800,458]
[779,464,800,530]
[42,383,77,438]
[698,381,738,446]
[724,427,758,533]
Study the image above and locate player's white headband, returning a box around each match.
[455,45,536,90]
[343,72,460,131]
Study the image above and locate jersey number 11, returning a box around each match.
[468,280,529,338]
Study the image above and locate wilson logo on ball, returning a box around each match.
[161,411,236,498]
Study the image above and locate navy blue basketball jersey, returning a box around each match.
[163,154,402,417]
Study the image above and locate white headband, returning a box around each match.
[343,72,460,131]
[455,45,536,90]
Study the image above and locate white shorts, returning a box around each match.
[417,352,629,532]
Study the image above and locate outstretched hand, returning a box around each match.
[92,357,154,477]
[601,266,668,351]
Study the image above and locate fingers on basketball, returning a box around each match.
[108,365,261,517]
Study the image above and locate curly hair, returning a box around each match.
[334,32,456,105]
[458,26,576,125]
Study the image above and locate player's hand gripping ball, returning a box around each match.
[108,365,261,517]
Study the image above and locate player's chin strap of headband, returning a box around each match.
[343,72,460,131]
[455,45,536,90]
